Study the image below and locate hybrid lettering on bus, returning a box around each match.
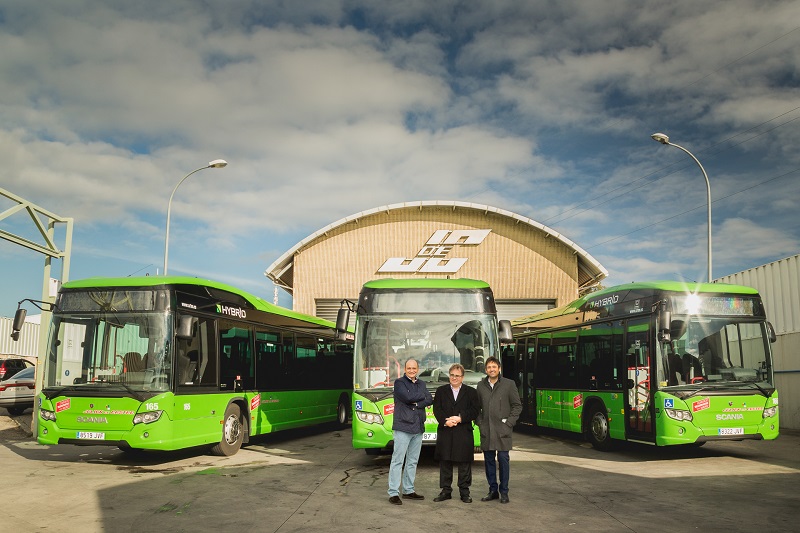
[336,278,512,454]
[510,281,778,450]
[11,276,353,455]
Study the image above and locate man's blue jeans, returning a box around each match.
[388,430,423,497]
[483,450,510,494]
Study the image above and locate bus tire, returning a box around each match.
[586,404,613,451]
[211,403,244,456]
[336,395,349,427]
[365,448,382,455]
[6,406,27,416]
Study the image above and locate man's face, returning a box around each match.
[485,361,500,379]
[405,360,419,379]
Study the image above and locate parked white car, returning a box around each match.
[0,366,35,416]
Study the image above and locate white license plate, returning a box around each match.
[718,427,744,436]
[423,432,437,441]
[76,431,105,440]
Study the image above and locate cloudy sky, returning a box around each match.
[1,0,799,317]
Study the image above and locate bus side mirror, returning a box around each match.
[10,308,27,341]
[658,304,671,342]
[177,315,197,340]
[498,320,513,344]
[336,308,350,340]
[766,322,777,343]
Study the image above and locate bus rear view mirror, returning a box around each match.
[767,322,777,343]
[10,308,27,341]
[498,320,513,344]
[177,315,197,340]
[336,308,350,340]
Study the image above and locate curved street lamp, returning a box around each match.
[163,159,228,275]
[651,133,712,282]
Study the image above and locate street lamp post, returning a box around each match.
[651,133,712,282]
[163,159,228,275]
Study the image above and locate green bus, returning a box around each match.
[510,281,779,450]
[336,278,512,454]
[11,276,353,455]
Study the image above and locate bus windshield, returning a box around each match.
[44,311,173,397]
[354,313,498,390]
[657,317,774,389]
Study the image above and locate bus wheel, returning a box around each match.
[586,405,613,451]
[336,396,349,427]
[211,404,244,456]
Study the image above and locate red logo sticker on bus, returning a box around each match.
[693,398,710,412]
[250,394,261,411]
[56,399,70,413]
[384,403,395,415]
[573,394,583,409]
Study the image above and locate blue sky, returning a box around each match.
[1,0,799,318]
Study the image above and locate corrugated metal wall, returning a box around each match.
[716,253,800,335]
[0,317,41,358]
[716,253,800,430]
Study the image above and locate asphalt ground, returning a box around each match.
[2,408,799,533]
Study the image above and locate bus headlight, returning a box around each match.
[355,410,384,425]
[664,409,693,422]
[39,409,56,422]
[133,411,163,425]
[763,407,778,418]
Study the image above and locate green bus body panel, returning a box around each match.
[653,391,780,445]
[38,388,348,450]
[351,391,480,450]
[536,390,626,440]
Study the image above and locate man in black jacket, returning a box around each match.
[432,363,481,503]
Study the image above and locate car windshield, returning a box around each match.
[353,313,498,390]
[656,317,774,389]
[44,311,173,396]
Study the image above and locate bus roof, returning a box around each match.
[512,280,761,328]
[362,278,490,290]
[61,276,337,330]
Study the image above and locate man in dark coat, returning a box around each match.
[476,355,522,504]
[433,363,481,503]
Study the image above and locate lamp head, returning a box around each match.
[208,159,228,168]
[651,133,670,145]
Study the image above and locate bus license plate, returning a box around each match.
[76,431,105,440]
[423,432,437,441]
[718,427,744,436]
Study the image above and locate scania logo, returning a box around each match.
[76,416,108,424]
[715,414,744,421]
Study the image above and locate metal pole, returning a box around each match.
[163,166,210,275]
[651,134,712,282]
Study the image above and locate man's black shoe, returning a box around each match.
[480,492,499,502]
[461,495,473,503]
[402,492,425,500]
[433,492,452,502]
[500,493,510,504]
[389,496,402,505]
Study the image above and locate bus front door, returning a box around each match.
[624,318,655,443]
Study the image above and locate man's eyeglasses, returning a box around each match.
[449,373,463,378]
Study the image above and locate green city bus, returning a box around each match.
[510,281,779,450]
[11,276,353,455]
[336,278,512,454]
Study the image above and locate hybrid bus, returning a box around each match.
[11,276,353,456]
[510,281,779,450]
[336,278,512,454]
